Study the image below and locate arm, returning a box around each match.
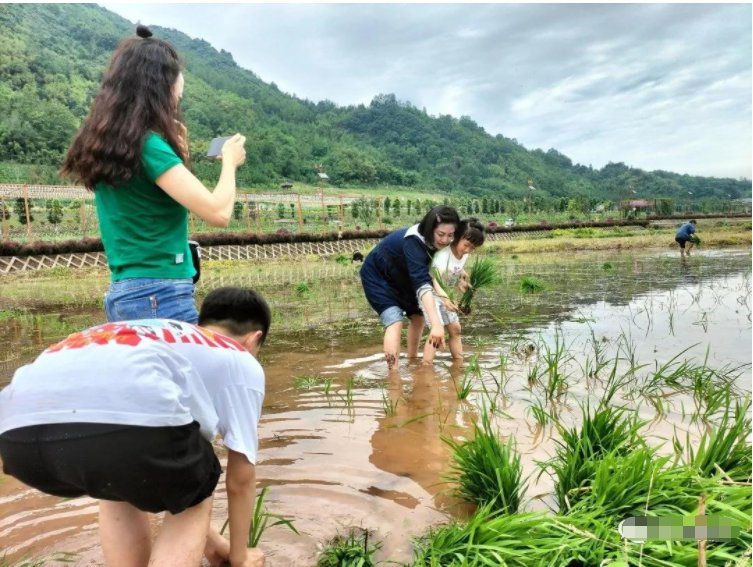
[226,449,258,566]
[432,275,459,312]
[155,134,247,227]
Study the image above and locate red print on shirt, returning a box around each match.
[45,322,245,353]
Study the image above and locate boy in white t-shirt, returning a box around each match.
[421,218,486,365]
[0,287,270,567]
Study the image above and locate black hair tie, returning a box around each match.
[136,25,153,39]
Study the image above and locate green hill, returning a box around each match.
[0,3,748,208]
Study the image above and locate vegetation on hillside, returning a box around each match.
[0,3,749,209]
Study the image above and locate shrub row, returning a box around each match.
[0,213,746,257]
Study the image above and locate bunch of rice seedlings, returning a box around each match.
[458,257,501,314]
[316,528,380,567]
[543,404,645,513]
[569,447,705,520]
[681,396,752,482]
[443,409,525,514]
[411,505,588,566]
[519,275,546,294]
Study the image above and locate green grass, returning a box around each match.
[316,528,381,567]
[443,409,525,514]
[220,486,298,547]
[519,275,546,293]
[542,404,645,513]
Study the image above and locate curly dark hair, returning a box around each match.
[60,26,188,189]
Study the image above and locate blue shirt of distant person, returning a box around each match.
[675,221,696,241]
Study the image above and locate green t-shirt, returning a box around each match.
[95,132,195,281]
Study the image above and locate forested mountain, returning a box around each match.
[0,3,748,205]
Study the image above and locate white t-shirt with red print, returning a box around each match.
[0,320,264,464]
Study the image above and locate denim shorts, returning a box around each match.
[104,278,198,323]
[379,306,407,328]
[420,294,459,329]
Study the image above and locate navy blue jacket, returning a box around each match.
[360,226,435,315]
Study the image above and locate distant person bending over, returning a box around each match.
[61,25,247,324]
[360,206,461,369]
[675,219,698,257]
[0,287,270,567]
[422,218,485,365]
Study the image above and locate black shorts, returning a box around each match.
[0,421,221,514]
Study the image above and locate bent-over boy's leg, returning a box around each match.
[99,500,152,567]
[149,495,213,567]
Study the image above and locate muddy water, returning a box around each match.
[0,248,750,566]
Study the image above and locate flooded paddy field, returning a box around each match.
[0,247,750,565]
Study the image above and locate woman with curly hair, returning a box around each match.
[61,25,246,323]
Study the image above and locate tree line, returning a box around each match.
[0,3,749,206]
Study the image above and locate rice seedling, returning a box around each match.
[681,396,752,482]
[443,409,525,513]
[496,352,508,390]
[337,376,356,413]
[542,404,645,513]
[540,332,572,404]
[602,261,614,270]
[380,389,399,417]
[452,371,474,401]
[221,486,299,547]
[467,335,494,348]
[457,257,501,314]
[584,328,610,380]
[411,504,594,566]
[294,280,311,297]
[292,373,330,390]
[692,381,732,426]
[519,275,546,294]
[526,362,541,389]
[316,527,381,567]
[526,397,552,444]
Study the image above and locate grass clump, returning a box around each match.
[543,404,644,513]
[519,275,546,294]
[443,409,524,514]
[316,527,380,567]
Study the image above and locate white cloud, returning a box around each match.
[100,2,752,179]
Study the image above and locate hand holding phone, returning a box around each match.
[207,136,233,158]
[207,134,246,168]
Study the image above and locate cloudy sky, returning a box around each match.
[101,2,752,180]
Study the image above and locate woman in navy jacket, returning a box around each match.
[360,206,460,369]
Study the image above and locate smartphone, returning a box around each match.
[206,136,233,158]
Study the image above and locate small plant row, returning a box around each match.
[5,212,744,258]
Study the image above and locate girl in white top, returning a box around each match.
[421,218,485,364]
